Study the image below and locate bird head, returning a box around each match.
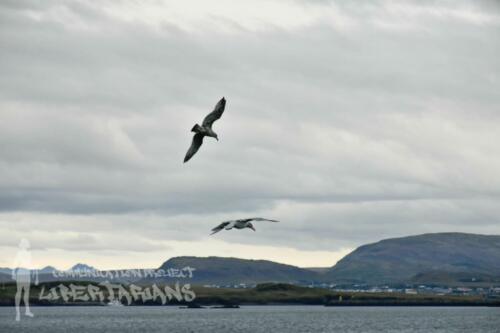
[247,223,256,231]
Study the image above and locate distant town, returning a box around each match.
[201,282,500,299]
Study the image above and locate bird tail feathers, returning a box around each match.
[191,124,203,133]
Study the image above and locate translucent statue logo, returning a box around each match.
[39,282,196,305]
[8,238,197,318]
[12,238,38,322]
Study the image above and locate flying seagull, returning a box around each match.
[210,218,279,235]
[184,97,226,163]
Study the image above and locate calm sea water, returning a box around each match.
[1,306,499,333]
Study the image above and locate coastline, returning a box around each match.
[1,282,499,307]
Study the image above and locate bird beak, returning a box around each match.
[250,226,256,231]
[216,137,219,141]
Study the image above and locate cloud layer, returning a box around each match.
[1,0,499,268]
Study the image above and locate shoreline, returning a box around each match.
[1,282,499,308]
[0,303,499,307]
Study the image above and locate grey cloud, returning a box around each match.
[0,0,500,257]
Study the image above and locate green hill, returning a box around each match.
[155,256,322,285]
[328,233,500,284]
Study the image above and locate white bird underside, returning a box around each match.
[210,217,279,235]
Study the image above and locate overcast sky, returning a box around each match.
[1,0,499,269]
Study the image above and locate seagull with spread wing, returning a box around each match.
[184,97,226,163]
[210,218,279,235]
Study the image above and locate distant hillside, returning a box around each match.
[305,267,330,273]
[70,263,96,271]
[411,271,500,286]
[0,272,11,283]
[3,233,499,287]
[328,233,500,284]
[40,266,57,274]
[155,256,323,285]
[0,268,11,274]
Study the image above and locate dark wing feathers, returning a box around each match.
[184,133,204,163]
[202,97,226,128]
[210,221,231,235]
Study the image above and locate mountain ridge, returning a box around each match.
[155,256,324,285]
[2,232,499,286]
[327,232,500,284]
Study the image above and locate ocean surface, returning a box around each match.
[1,306,499,332]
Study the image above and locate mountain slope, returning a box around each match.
[156,256,323,285]
[328,233,500,284]
[70,263,96,271]
[0,268,11,275]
